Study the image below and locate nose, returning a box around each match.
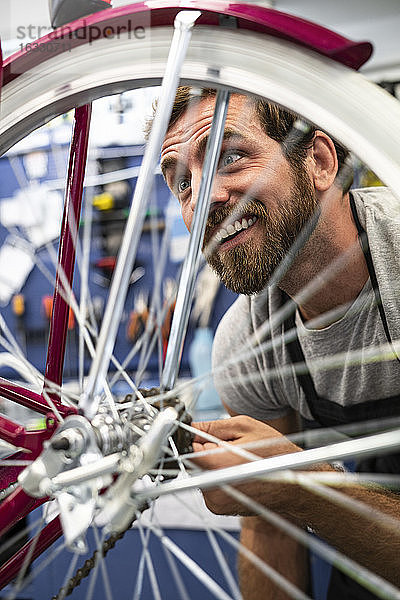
[189,172,229,214]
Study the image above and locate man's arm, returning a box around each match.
[239,515,309,600]
[240,411,309,600]
[192,415,400,591]
[204,409,309,600]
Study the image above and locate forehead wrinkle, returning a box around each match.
[160,117,209,178]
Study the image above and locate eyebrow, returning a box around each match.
[160,128,248,180]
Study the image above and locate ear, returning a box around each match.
[309,131,338,192]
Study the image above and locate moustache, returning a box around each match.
[202,199,268,254]
[206,199,268,230]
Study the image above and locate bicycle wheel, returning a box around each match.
[0,2,400,599]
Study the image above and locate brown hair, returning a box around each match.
[149,86,352,191]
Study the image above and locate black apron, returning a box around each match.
[282,193,400,599]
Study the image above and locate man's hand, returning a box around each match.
[191,415,302,515]
[193,415,300,466]
[192,416,400,589]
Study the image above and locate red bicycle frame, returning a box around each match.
[0,106,91,586]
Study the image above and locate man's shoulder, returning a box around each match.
[352,186,400,226]
[353,187,400,354]
[352,186,400,249]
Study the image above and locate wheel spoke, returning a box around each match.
[135,517,162,600]
[82,11,202,418]
[161,89,230,391]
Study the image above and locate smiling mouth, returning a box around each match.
[215,216,258,244]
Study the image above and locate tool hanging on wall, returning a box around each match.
[12,293,27,354]
[93,158,132,213]
[94,256,145,288]
[42,295,75,330]
[126,291,149,343]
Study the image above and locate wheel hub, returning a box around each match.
[18,393,192,552]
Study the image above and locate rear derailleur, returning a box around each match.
[18,391,193,553]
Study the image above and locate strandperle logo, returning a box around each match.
[17,18,146,48]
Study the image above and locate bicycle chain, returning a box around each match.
[51,526,128,600]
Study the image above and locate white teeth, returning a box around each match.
[215,216,258,243]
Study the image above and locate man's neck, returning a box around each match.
[278,192,369,323]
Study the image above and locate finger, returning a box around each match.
[192,419,242,443]
[191,445,244,471]
[190,447,227,470]
[192,440,218,453]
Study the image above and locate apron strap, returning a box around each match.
[283,293,322,423]
[284,192,399,423]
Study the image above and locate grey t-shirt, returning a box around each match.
[212,187,400,422]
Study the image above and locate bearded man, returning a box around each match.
[160,87,400,600]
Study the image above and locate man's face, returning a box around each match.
[161,94,317,294]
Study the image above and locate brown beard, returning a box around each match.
[202,166,318,295]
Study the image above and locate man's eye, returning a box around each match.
[220,151,242,168]
[177,178,190,193]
